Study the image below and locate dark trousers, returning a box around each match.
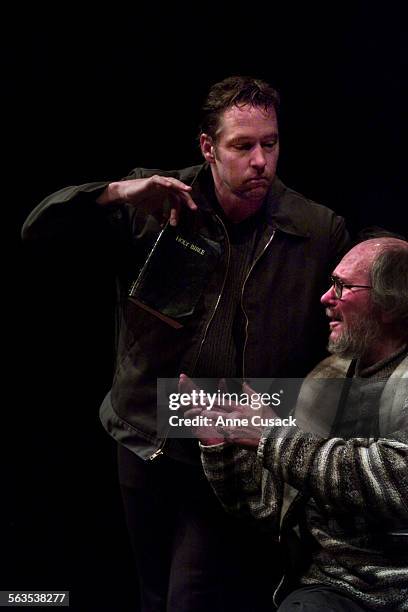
[118,444,280,612]
[278,585,368,611]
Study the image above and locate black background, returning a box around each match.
[4,3,408,611]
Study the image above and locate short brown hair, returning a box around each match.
[199,75,280,141]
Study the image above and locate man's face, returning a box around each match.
[321,244,380,359]
[201,104,279,214]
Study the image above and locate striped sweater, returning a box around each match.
[201,354,408,610]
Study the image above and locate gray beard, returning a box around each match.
[328,314,381,360]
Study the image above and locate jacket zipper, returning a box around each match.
[148,447,164,461]
[241,230,276,380]
[272,572,286,609]
[148,214,231,460]
[190,213,231,374]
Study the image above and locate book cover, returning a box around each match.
[128,221,221,328]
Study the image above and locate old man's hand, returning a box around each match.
[179,374,276,448]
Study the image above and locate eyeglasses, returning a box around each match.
[329,275,372,299]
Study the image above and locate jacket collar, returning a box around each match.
[265,177,311,238]
[191,164,311,239]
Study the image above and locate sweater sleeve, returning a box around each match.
[200,442,282,532]
[260,412,408,521]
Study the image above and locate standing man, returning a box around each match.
[198,237,408,611]
[22,76,349,611]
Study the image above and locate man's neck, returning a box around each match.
[214,186,265,223]
[359,338,407,370]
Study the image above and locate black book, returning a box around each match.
[128,221,221,328]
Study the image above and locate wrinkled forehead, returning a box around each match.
[334,243,378,282]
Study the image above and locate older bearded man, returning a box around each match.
[188,237,408,611]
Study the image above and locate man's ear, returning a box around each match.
[200,133,216,163]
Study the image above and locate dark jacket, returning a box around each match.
[22,164,349,461]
